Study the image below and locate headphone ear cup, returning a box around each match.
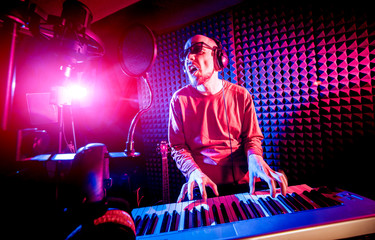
[214,48,228,71]
[212,38,228,71]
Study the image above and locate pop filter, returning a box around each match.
[117,24,157,157]
[119,24,157,77]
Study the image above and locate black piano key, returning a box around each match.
[266,196,285,214]
[247,199,261,218]
[311,190,342,207]
[146,213,158,235]
[240,200,252,219]
[303,191,329,208]
[220,203,230,223]
[277,195,298,212]
[231,201,243,221]
[292,192,315,210]
[258,197,276,216]
[286,193,307,211]
[184,208,190,229]
[201,206,208,226]
[134,215,142,229]
[170,210,178,232]
[160,211,170,233]
[212,204,221,224]
[192,207,198,228]
[136,214,150,236]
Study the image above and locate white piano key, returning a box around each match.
[151,203,168,234]
[212,195,225,224]
[229,194,248,220]
[164,202,177,232]
[234,193,253,219]
[219,195,236,223]
[178,199,192,230]
[206,197,217,226]
[193,198,207,227]
[247,194,269,217]
[274,195,295,214]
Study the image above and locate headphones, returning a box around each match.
[212,38,229,71]
[183,37,229,73]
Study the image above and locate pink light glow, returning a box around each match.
[66,84,88,101]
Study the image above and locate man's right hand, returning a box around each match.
[177,169,219,202]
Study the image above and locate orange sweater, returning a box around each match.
[168,81,264,185]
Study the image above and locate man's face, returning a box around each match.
[182,35,217,87]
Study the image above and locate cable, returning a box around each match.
[221,80,236,184]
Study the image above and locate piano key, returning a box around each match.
[277,194,298,212]
[152,204,168,234]
[266,196,285,214]
[273,195,295,214]
[164,202,176,232]
[240,200,252,219]
[311,190,342,206]
[200,205,208,226]
[194,198,207,227]
[286,193,307,211]
[292,192,315,210]
[303,190,329,208]
[219,196,236,223]
[220,203,230,223]
[212,204,221,224]
[192,207,198,228]
[240,193,265,218]
[137,214,150,236]
[212,196,225,224]
[146,213,158,235]
[170,210,178,232]
[258,197,276,216]
[205,197,216,226]
[134,215,142,230]
[234,193,256,219]
[246,198,263,218]
[178,200,190,231]
[160,211,169,233]
[132,206,147,230]
[228,194,247,221]
[184,208,190,229]
[231,201,243,220]
[136,205,157,235]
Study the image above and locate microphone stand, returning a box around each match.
[124,72,153,157]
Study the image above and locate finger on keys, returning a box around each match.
[177,183,188,203]
[271,171,288,196]
[188,180,196,200]
[267,177,277,198]
[206,179,219,198]
[197,180,207,201]
[279,171,288,196]
[270,170,288,197]
[249,174,256,195]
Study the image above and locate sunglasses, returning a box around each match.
[179,42,215,62]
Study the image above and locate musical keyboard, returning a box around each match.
[131,185,375,239]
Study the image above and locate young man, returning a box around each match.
[168,34,288,202]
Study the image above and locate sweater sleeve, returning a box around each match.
[168,94,200,179]
[241,93,264,157]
